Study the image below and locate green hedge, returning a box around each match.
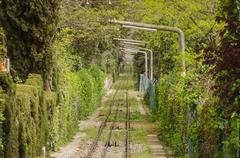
[0,75,40,158]
[0,66,105,158]
[68,67,105,119]
[89,66,105,97]
[155,69,239,157]
[0,87,5,155]
[47,66,105,150]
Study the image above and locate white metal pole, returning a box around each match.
[149,49,153,80]
[122,41,146,46]
[113,38,147,44]
[7,58,10,72]
[122,25,157,32]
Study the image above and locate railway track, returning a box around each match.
[86,80,123,158]
[86,75,131,158]
[100,102,120,158]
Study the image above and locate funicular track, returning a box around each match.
[101,76,131,158]
[100,102,120,158]
[86,75,132,158]
[86,80,124,158]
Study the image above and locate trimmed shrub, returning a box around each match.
[0,66,105,157]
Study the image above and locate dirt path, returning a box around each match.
[136,95,147,115]
[50,106,103,158]
[50,90,113,158]
[129,90,172,158]
[148,134,167,158]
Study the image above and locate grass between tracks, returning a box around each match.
[99,96,145,122]
[81,73,152,157]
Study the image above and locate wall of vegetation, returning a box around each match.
[0,41,106,158]
[134,1,240,157]
[0,1,107,157]
[0,67,105,158]
[0,27,106,157]
[0,0,60,84]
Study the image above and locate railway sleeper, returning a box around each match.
[105,141,119,147]
[113,125,123,130]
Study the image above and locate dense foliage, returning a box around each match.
[0,0,61,88]
[156,56,221,157]
[59,1,121,69]
[206,0,240,156]
[0,28,6,63]
[206,0,240,106]
[132,0,218,78]
[0,58,105,158]
[0,1,106,157]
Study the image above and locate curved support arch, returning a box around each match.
[110,19,186,77]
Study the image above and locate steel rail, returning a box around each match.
[101,75,131,158]
[113,38,147,44]
[101,102,120,158]
[125,77,131,158]
[86,80,123,158]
